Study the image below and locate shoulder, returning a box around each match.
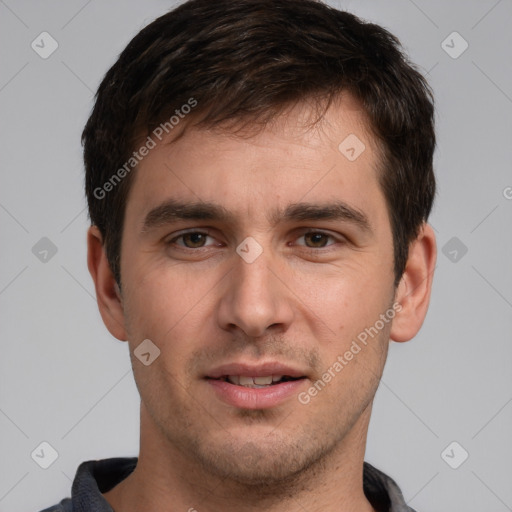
[37,497,72,512]
[363,461,418,512]
[36,457,137,512]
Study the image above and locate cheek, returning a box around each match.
[290,269,394,387]
[122,268,217,371]
[289,263,385,332]
[124,262,211,330]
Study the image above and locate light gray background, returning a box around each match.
[1,1,511,511]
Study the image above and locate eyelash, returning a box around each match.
[165,229,343,250]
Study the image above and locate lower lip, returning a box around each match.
[206,378,306,409]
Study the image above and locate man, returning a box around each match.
[41,0,436,510]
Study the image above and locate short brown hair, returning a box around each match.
[83,0,436,287]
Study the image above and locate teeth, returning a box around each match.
[226,375,280,388]
[239,376,255,386]
[254,376,273,385]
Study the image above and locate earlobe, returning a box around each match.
[389,223,437,343]
[87,225,128,341]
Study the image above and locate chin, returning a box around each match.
[189,428,333,488]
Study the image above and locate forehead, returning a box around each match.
[125,95,386,231]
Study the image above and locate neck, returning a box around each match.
[103,403,375,512]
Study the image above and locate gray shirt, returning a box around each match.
[39,457,417,512]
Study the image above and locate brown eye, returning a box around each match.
[303,232,331,248]
[181,232,208,248]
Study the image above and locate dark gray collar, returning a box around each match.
[39,457,417,512]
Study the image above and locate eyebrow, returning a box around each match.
[272,201,372,233]
[141,198,372,234]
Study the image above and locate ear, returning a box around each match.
[87,225,128,341]
[390,223,437,343]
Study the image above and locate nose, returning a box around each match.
[216,243,294,338]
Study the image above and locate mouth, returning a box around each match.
[204,362,308,409]
[208,374,303,388]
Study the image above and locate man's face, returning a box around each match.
[118,96,397,484]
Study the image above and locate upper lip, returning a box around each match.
[205,361,308,379]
